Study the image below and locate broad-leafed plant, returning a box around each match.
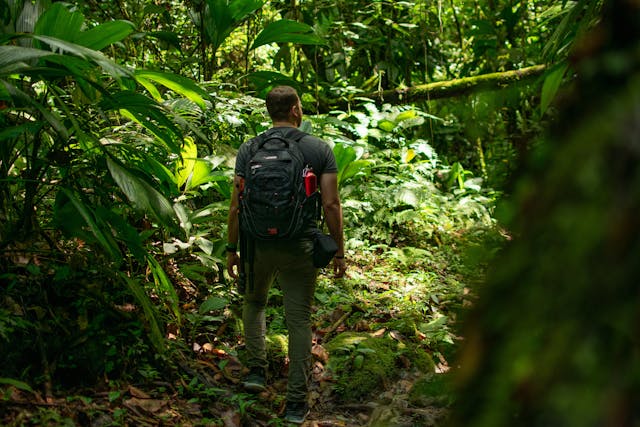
[0,2,211,380]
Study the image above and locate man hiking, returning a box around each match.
[226,85,346,423]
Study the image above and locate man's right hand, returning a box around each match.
[227,252,241,279]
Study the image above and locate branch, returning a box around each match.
[316,64,547,113]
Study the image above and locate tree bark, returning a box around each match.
[315,64,547,113]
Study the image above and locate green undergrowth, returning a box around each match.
[310,235,481,402]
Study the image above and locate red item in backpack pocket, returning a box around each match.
[304,168,317,197]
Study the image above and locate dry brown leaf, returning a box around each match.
[128,385,150,399]
[312,361,325,381]
[370,328,386,338]
[221,409,242,427]
[389,330,405,342]
[312,344,329,363]
[123,397,168,415]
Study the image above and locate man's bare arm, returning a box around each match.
[320,172,346,277]
[226,175,242,279]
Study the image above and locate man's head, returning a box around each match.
[266,86,302,127]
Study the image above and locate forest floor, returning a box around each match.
[1,239,476,426]
[1,379,450,427]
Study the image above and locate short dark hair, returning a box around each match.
[266,86,299,122]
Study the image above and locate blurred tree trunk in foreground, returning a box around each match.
[450,1,640,426]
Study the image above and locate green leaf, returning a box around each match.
[378,119,396,132]
[107,158,178,229]
[146,256,181,323]
[174,202,192,237]
[334,143,357,169]
[187,160,216,189]
[34,3,83,43]
[31,35,133,81]
[0,378,34,393]
[119,273,165,353]
[95,206,147,262]
[541,62,568,114]
[100,91,181,154]
[341,159,372,184]
[0,45,55,75]
[33,3,133,50]
[145,156,179,190]
[135,70,207,109]
[146,31,182,51]
[199,296,229,314]
[246,70,300,97]
[0,122,44,141]
[1,81,69,138]
[175,136,198,189]
[333,143,371,187]
[58,189,122,261]
[78,20,135,51]
[198,0,264,51]
[251,19,326,50]
[195,237,214,255]
[395,110,417,122]
[228,0,265,21]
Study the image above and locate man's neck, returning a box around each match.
[272,121,297,128]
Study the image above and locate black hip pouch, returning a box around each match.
[312,230,338,268]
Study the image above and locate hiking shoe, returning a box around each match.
[242,368,266,392]
[283,401,310,424]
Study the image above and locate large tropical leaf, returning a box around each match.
[541,62,568,114]
[107,158,178,230]
[135,70,208,110]
[34,2,134,51]
[146,256,182,324]
[119,272,166,353]
[333,143,371,188]
[100,91,182,154]
[186,160,217,190]
[146,31,182,51]
[228,0,265,21]
[31,35,133,80]
[58,189,123,262]
[251,19,326,49]
[0,45,55,75]
[198,0,264,51]
[246,70,300,97]
[175,136,198,189]
[1,80,69,138]
[33,3,84,42]
[79,20,135,51]
[95,206,147,262]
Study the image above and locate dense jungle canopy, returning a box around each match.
[2,0,639,426]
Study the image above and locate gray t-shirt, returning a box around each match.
[234,127,338,186]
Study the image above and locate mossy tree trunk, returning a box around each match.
[315,65,546,113]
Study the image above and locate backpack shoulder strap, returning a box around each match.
[284,128,308,142]
[249,128,308,156]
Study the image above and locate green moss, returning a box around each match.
[325,332,398,401]
[399,343,435,373]
[409,373,453,407]
[265,333,288,373]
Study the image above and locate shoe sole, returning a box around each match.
[243,382,266,393]
[283,409,310,424]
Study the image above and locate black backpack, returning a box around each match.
[239,128,316,240]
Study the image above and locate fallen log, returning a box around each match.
[316,64,547,113]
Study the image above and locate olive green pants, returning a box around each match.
[242,238,317,402]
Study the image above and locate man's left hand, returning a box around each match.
[333,257,347,278]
